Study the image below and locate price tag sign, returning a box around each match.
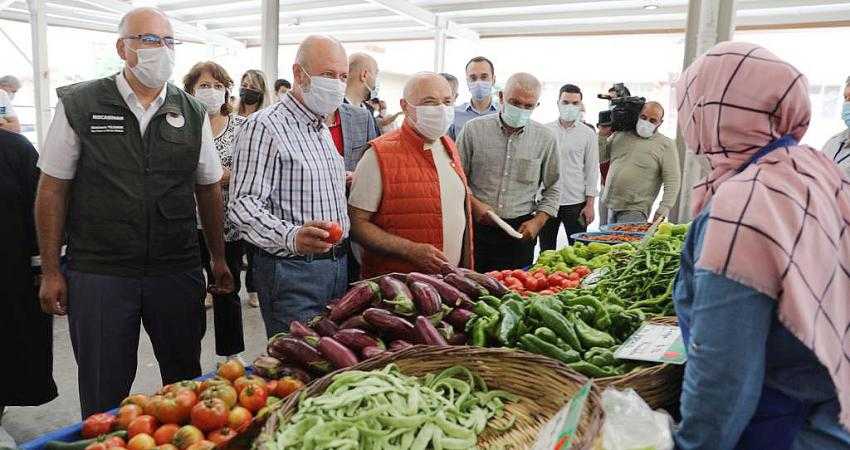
[580,266,609,288]
[531,381,592,450]
[614,324,686,365]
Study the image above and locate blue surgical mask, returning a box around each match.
[468,80,492,101]
[842,101,850,128]
[635,118,657,138]
[501,102,533,128]
[558,104,581,122]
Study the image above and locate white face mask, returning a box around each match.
[635,118,657,138]
[127,45,175,89]
[299,66,345,117]
[195,88,225,115]
[7,91,14,102]
[411,104,454,140]
[558,104,581,122]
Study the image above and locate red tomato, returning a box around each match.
[206,428,238,445]
[233,375,267,394]
[116,404,143,430]
[238,385,268,413]
[200,385,238,409]
[127,416,159,439]
[127,434,156,450]
[171,425,204,450]
[148,389,197,425]
[85,442,110,450]
[184,441,215,450]
[550,286,563,293]
[503,276,520,286]
[275,377,305,398]
[154,445,178,450]
[566,271,580,281]
[190,398,228,432]
[565,279,580,289]
[85,436,126,450]
[198,377,230,395]
[510,270,528,281]
[500,270,512,277]
[82,413,117,438]
[153,424,180,446]
[216,359,245,382]
[226,406,252,432]
[539,289,554,295]
[121,395,151,413]
[523,277,539,291]
[574,266,590,276]
[323,222,343,244]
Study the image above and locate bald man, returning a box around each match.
[349,72,473,277]
[456,72,560,272]
[229,35,351,337]
[35,7,232,417]
[344,52,382,137]
[599,101,681,223]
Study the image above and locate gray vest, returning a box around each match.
[57,75,206,277]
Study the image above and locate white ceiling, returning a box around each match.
[2,0,850,48]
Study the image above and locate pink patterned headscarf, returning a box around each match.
[676,41,850,428]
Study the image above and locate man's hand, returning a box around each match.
[581,202,595,225]
[345,171,354,190]
[598,125,614,138]
[208,258,235,295]
[470,197,496,226]
[295,220,334,255]
[517,215,549,241]
[405,243,448,273]
[39,271,68,315]
[652,211,667,223]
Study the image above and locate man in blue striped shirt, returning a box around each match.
[229,35,351,337]
[447,56,498,140]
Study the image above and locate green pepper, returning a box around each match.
[534,327,559,345]
[532,302,583,352]
[473,301,499,319]
[567,360,619,378]
[584,347,616,368]
[497,302,523,346]
[565,304,595,324]
[471,317,491,347]
[610,309,646,342]
[480,295,503,309]
[519,335,581,364]
[502,292,524,303]
[573,316,616,349]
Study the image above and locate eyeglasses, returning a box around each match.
[123,33,181,49]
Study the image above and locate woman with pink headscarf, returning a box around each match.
[673,41,850,449]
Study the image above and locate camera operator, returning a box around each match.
[598,101,680,223]
[596,84,629,224]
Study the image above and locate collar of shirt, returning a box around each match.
[463,101,497,115]
[559,119,577,129]
[498,113,526,137]
[115,70,167,112]
[281,92,325,131]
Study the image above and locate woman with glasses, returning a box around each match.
[183,61,246,361]
[237,69,270,118]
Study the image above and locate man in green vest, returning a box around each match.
[34,7,234,418]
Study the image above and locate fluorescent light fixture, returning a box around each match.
[643,1,661,10]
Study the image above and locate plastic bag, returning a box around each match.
[601,388,673,450]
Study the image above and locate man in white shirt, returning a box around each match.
[0,75,21,133]
[349,72,473,277]
[539,84,599,249]
[34,7,232,417]
[823,76,850,178]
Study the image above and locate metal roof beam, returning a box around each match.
[204,9,399,31]
[168,0,366,21]
[362,0,478,40]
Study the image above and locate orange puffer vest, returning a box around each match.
[360,122,474,279]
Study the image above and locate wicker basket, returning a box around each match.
[596,316,683,412]
[255,346,605,450]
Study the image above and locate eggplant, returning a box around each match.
[333,328,385,351]
[408,281,443,316]
[289,321,320,346]
[407,272,471,308]
[313,318,339,338]
[328,281,380,322]
[415,316,448,346]
[317,337,359,369]
[278,365,313,384]
[379,276,414,302]
[448,332,468,346]
[445,308,475,330]
[360,346,385,360]
[363,308,415,341]
[444,273,488,301]
[278,337,333,373]
[458,268,509,296]
[252,355,284,379]
[439,262,464,277]
[267,334,291,361]
[339,314,376,332]
[388,340,414,352]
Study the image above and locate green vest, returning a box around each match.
[57,75,206,277]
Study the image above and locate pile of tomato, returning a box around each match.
[79,359,305,450]
[487,267,591,296]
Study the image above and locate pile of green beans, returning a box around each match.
[268,364,517,450]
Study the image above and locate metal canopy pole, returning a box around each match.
[260,0,279,86]
[27,0,50,149]
[672,0,736,222]
[433,17,447,73]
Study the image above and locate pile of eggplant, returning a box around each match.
[255,266,507,377]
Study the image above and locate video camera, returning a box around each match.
[597,83,646,132]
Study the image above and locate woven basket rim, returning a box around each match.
[258,345,605,450]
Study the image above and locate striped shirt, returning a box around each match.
[228,93,350,256]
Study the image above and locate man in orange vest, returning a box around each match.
[348,72,474,279]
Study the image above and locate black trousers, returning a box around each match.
[473,214,536,273]
[66,268,205,418]
[199,233,246,357]
[538,202,587,251]
[244,240,257,293]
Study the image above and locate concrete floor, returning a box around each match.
[2,284,270,444]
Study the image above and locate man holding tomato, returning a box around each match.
[229,35,351,337]
[348,72,474,278]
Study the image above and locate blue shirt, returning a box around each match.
[448,101,497,140]
[673,211,850,450]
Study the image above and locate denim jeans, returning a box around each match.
[252,250,348,338]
